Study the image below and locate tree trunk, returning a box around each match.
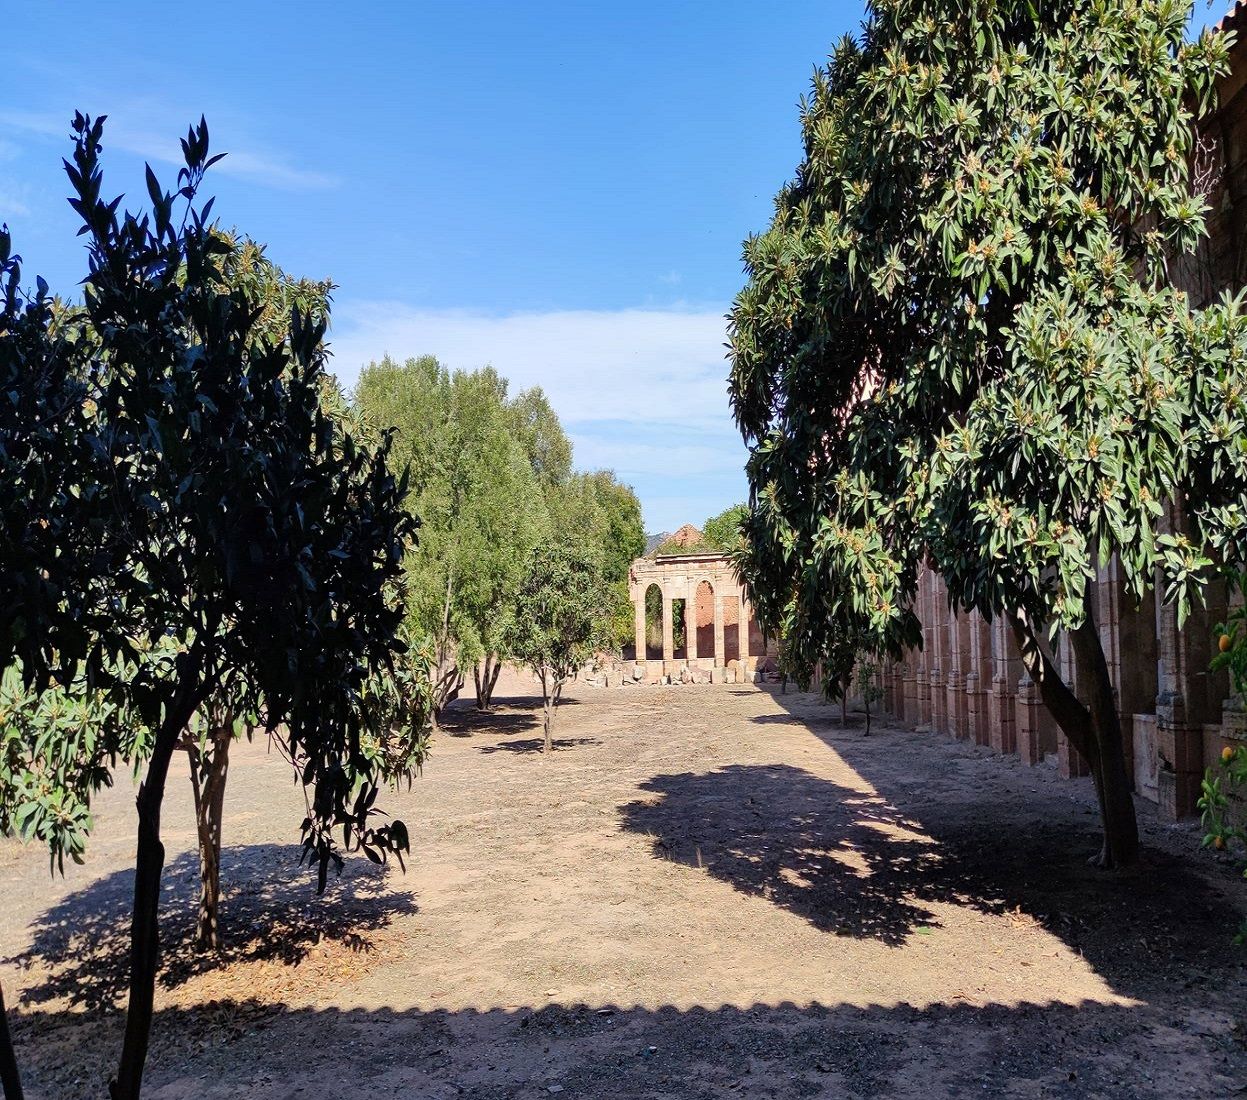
[0,979,23,1100]
[1068,610,1139,869]
[430,662,462,729]
[538,669,554,755]
[110,677,207,1100]
[474,654,503,712]
[1009,605,1138,868]
[186,724,232,952]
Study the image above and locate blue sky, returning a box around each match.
[1,2,1234,532]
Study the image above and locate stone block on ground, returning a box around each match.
[710,667,724,685]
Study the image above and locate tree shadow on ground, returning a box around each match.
[477,737,601,755]
[619,759,1245,997]
[9,996,1246,1099]
[4,844,417,1013]
[438,696,582,738]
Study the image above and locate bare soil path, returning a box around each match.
[3,671,1246,1098]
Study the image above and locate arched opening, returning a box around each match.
[694,580,715,662]
[672,597,688,660]
[644,583,663,660]
[723,596,740,663]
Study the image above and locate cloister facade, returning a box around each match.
[627,552,773,670]
[877,558,1242,821]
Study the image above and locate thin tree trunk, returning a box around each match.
[186,724,232,952]
[1009,606,1138,868]
[474,654,502,712]
[1069,606,1139,868]
[0,979,23,1100]
[540,669,553,755]
[110,675,208,1100]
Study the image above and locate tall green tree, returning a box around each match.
[702,503,749,552]
[509,541,613,753]
[509,384,573,489]
[548,471,644,649]
[355,358,549,715]
[729,1,1243,868]
[2,115,422,1099]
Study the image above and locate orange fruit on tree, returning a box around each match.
[1220,633,1233,653]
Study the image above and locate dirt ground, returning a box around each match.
[3,670,1247,1099]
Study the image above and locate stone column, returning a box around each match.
[989,616,1020,755]
[946,609,971,739]
[902,653,922,728]
[964,611,988,747]
[686,579,699,663]
[634,595,646,665]
[662,589,674,664]
[1101,560,1159,795]
[916,566,933,727]
[1016,633,1058,766]
[930,575,947,735]
[739,595,752,663]
[1155,542,1228,819]
[1055,632,1092,780]
[713,594,725,668]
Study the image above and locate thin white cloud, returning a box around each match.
[0,188,31,219]
[328,302,735,429]
[0,108,337,192]
[327,302,749,532]
[568,432,737,479]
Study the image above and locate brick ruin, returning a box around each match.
[611,551,778,686]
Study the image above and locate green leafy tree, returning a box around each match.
[509,541,613,753]
[509,385,573,489]
[702,503,749,552]
[0,178,129,1100]
[548,471,644,650]
[729,1,1242,868]
[1200,572,1247,940]
[355,358,549,715]
[43,115,419,1098]
[0,233,430,964]
[855,652,884,735]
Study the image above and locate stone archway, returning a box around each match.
[644,583,663,661]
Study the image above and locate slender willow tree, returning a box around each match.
[729,1,1245,868]
[355,358,553,716]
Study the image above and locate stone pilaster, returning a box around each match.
[988,616,1019,755]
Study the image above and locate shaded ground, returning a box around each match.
[2,671,1246,1098]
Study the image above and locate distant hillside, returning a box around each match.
[643,531,670,555]
[644,524,704,557]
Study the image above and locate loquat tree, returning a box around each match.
[729,1,1247,868]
